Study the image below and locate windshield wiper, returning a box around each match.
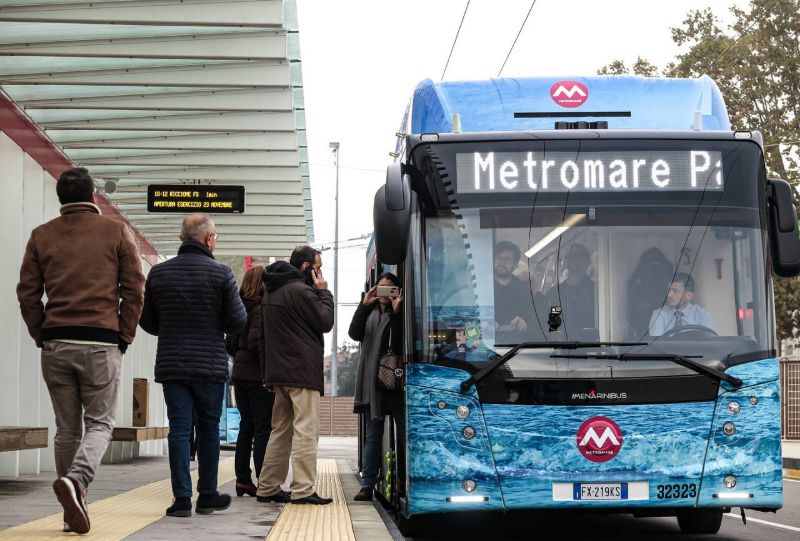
[551,353,742,388]
[460,341,647,393]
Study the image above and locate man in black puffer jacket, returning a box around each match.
[139,213,246,518]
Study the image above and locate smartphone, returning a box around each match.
[376,285,400,298]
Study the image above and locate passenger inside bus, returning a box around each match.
[626,247,676,339]
[545,243,598,341]
[648,272,715,337]
[493,241,544,344]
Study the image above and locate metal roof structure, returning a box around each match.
[0,0,313,258]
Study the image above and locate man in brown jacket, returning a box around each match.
[16,167,145,534]
[255,246,334,505]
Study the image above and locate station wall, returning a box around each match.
[0,131,166,478]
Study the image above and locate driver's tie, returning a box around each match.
[672,310,686,330]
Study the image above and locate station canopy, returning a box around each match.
[0,0,313,258]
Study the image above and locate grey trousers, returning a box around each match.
[41,341,122,488]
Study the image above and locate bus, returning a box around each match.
[364,75,800,535]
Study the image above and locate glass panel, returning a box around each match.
[0,56,227,76]
[2,85,215,101]
[413,138,771,377]
[45,130,197,143]
[0,22,248,44]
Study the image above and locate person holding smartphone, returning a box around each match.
[348,272,404,501]
[255,246,334,505]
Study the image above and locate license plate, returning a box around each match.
[552,481,649,501]
[574,483,627,500]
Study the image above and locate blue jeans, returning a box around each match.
[163,381,225,498]
[362,417,385,488]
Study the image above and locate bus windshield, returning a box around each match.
[411,138,772,378]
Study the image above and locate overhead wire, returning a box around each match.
[441,0,471,80]
[708,0,781,68]
[498,0,538,77]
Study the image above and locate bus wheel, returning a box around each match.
[677,509,723,534]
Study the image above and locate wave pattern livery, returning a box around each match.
[405,359,781,514]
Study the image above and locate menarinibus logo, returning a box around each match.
[576,416,623,463]
[571,390,628,400]
[550,80,589,108]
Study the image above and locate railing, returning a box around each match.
[781,360,800,440]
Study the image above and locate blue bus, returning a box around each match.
[365,76,800,535]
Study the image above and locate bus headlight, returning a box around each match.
[456,405,470,419]
[749,396,758,406]
[462,479,477,493]
[723,475,737,489]
[727,401,740,415]
[462,426,476,440]
[722,422,736,436]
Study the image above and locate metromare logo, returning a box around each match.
[576,416,623,463]
[550,81,589,108]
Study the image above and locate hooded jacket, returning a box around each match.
[255,261,334,394]
[139,241,246,383]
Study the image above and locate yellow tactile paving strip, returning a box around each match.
[0,457,235,541]
[266,459,356,541]
[788,468,800,480]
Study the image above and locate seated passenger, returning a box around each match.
[627,247,675,339]
[649,273,715,336]
[493,241,542,343]
[546,243,596,340]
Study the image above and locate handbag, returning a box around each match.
[376,326,403,391]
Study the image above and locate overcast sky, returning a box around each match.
[294,0,747,352]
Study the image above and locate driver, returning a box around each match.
[648,273,715,336]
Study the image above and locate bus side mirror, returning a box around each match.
[767,178,800,277]
[373,162,412,264]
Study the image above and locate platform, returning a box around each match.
[0,437,396,541]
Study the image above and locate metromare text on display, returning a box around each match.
[456,150,724,193]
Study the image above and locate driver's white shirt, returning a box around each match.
[648,303,715,337]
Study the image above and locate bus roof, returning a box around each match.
[410,75,731,134]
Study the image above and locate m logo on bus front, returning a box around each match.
[576,416,623,462]
[550,81,589,108]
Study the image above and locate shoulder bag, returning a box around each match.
[376,325,403,392]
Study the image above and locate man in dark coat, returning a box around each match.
[139,213,246,518]
[255,246,335,505]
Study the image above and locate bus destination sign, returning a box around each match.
[456,150,724,194]
[147,185,245,213]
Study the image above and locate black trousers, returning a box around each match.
[233,380,275,484]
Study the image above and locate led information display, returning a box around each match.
[147,185,245,213]
[456,150,724,194]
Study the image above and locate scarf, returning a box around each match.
[353,306,391,422]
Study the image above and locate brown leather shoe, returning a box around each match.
[53,477,90,534]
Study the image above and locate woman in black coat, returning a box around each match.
[226,265,275,497]
[348,272,403,501]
